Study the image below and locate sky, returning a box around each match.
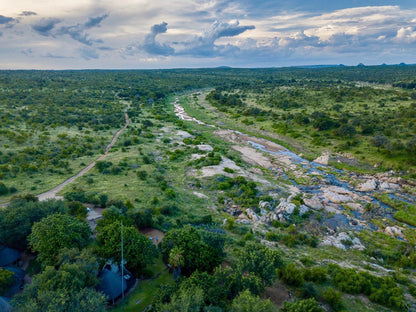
[1,0,416,69]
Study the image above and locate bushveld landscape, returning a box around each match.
[1,66,416,312]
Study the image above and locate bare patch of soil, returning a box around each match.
[262,280,290,308]
[140,228,165,245]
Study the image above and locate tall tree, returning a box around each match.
[168,247,184,279]
[230,290,275,312]
[28,214,90,266]
[96,222,157,274]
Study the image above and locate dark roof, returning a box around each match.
[0,247,20,266]
[0,297,12,312]
[1,267,25,298]
[97,269,127,301]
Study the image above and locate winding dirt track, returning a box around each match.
[37,108,130,201]
[0,103,130,207]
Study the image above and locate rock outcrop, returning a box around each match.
[356,179,377,192]
[321,232,365,251]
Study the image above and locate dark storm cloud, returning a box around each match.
[0,15,15,25]
[56,14,108,45]
[142,22,174,55]
[176,20,255,57]
[32,18,61,36]
[58,26,102,46]
[19,11,37,17]
[84,14,109,28]
[124,20,254,58]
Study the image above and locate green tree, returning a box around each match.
[12,286,106,312]
[231,290,275,312]
[169,246,184,279]
[0,267,14,294]
[158,287,205,312]
[28,214,90,266]
[236,242,283,287]
[0,182,8,195]
[322,288,343,311]
[279,263,304,287]
[280,298,323,312]
[0,198,67,250]
[160,225,224,276]
[96,222,157,274]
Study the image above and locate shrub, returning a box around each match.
[323,288,343,311]
[304,266,327,284]
[279,263,304,287]
[280,298,323,312]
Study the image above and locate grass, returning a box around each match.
[185,89,416,173]
[111,256,174,312]
[0,124,121,204]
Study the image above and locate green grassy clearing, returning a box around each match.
[111,256,174,312]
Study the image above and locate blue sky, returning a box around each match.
[1,0,416,69]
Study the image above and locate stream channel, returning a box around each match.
[174,98,416,235]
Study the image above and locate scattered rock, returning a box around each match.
[379,182,400,192]
[304,195,323,210]
[322,190,353,204]
[327,186,353,195]
[299,205,309,216]
[275,198,296,215]
[223,203,243,217]
[321,232,365,250]
[356,179,377,192]
[197,144,213,152]
[176,130,194,139]
[345,202,364,212]
[191,154,206,160]
[384,226,404,239]
[259,208,268,216]
[259,201,272,210]
[262,212,279,224]
[246,208,260,221]
[236,214,251,224]
[313,153,329,165]
[193,191,208,199]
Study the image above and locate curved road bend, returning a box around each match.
[0,103,130,207]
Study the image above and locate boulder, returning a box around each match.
[320,232,365,251]
[224,205,243,217]
[321,236,346,250]
[262,212,278,224]
[197,144,213,152]
[379,182,400,192]
[299,205,309,216]
[259,208,268,216]
[327,186,353,195]
[236,219,251,225]
[304,195,323,210]
[246,208,260,221]
[351,238,365,250]
[276,199,296,215]
[313,153,329,165]
[322,190,353,203]
[356,179,377,192]
[259,201,272,210]
[384,226,404,238]
[345,202,364,212]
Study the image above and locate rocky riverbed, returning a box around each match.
[173,97,416,248]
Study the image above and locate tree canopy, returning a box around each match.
[28,214,90,266]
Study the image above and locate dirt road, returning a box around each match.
[0,102,130,207]
[37,106,130,201]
